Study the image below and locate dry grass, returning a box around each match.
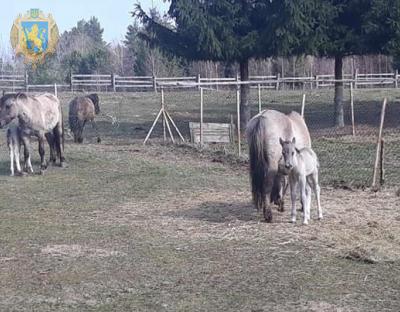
[0,91,399,311]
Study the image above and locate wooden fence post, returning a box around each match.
[354,68,359,89]
[197,74,201,90]
[236,83,241,157]
[111,73,116,92]
[70,72,73,92]
[276,73,280,90]
[54,83,58,97]
[395,70,398,88]
[380,138,385,186]
[200,87,204,147]
[24,71,29,92]
[372,98,387,188]
[301,93,306,118]
[350,82,355,136]
[153,75,157,93]
[258,84,262,113]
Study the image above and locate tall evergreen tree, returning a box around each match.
[315,0,400,126]
[134,0,330,128]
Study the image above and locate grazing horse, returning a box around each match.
[68,94,101,143]
[7,124,33,176]
[280,137,322,224]
[246,110,311,222]
[0,93,65,171]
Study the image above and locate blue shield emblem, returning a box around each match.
[21,21,49,54]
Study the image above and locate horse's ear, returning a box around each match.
[279,137,284,146]
[295,148,300,154]
[292,137,296,144]
[16,92,27,100]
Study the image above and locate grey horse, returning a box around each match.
[246,109,311,222]
[0,93,66,171]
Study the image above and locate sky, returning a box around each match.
[0,0,169,56]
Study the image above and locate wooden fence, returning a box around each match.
[1,70,400,92]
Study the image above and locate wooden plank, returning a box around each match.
[189,122,235,144]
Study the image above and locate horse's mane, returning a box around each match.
[86,94,100,114]
[0,93,28,104]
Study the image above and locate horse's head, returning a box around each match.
[87,93,100,114]
[279,137,299,170]
[0,93,26,128]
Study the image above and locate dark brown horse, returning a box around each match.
[0,93,66,171]
[69,94,101,143]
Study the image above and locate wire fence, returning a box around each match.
[5,82,400,188]
[155,86,400,188]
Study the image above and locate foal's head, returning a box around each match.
[0,93,27,128]
[279,137,300,170]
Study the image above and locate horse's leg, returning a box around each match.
[9,143,14,176]
[90,119,101,143]
[305,182,312,223]
[310,172,323,220]
[289,175,297,223]
[38,134,47,171]
[299,175,308,225]
[45,132,56,164]
[77,121,86,143]
[264,167,277,222]
[21,135,33,174]
[14,142,23,175]
[54,123,66,167]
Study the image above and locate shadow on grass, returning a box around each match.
[168,200,263,223]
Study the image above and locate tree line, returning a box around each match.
[1,1,400,127]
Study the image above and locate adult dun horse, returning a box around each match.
[68,94,101,143]
[246,109,311,222]
[0,93,66,170]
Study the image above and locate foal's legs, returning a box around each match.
[21,135,33,174]
[305,183,312,223]
[9,142,15,176]
[299,175,309,225]
[289,175,298,223]
[310,171,322,220]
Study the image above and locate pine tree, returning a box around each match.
[134,0,329,129]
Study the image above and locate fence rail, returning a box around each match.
[1,70,400,92]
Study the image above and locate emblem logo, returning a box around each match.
[10,9,59,65]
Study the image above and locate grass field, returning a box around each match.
[0,90,399,311]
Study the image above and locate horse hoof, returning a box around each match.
[264,210,273,223]
[97,138,101,143]
[60,162,68,168]
[9,173,14,177]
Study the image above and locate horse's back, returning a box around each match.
[287,111,311,148]
[69,97,96,121]
[21,93,61,132]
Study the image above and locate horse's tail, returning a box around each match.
[246,114,268,211]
